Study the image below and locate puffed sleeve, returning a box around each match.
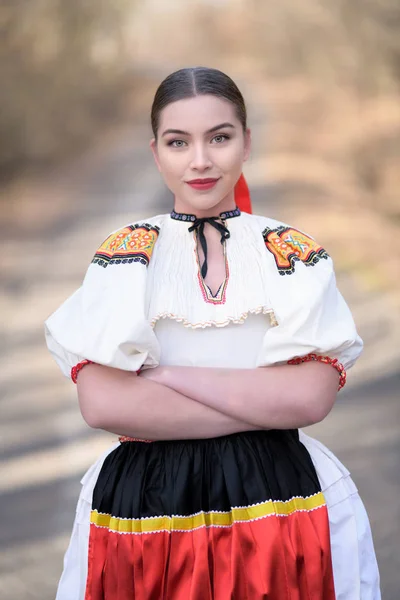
[256,222,363,384]
[44,221,161,379]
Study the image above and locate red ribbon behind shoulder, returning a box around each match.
[234,174,252,214]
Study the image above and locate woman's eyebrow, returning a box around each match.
[207,122,235,134]
[161,122,236,138]
[161,128,189,137]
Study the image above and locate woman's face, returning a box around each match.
[151,95,251,216]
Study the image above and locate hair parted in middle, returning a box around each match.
[151,67,247,139]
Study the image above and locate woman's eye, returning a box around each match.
[211,134,229,144]
[168,139,187,148]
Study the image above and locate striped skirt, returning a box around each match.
[84,430,336,599]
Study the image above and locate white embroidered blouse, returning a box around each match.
[45,209,363,382]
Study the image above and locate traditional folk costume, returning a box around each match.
[45,177,380,599]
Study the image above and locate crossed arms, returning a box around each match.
[77,362,339,440]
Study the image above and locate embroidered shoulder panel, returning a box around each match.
[262,226,329,275]
[92,223,160,268]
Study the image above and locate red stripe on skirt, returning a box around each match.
[85,506,336,599]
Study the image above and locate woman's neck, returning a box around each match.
[173,192,236,219]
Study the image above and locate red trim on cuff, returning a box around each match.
[287,353,347,391]
[71,359,94,384]
[71,362,142,383]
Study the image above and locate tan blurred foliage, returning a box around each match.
[1,0,399,218]
[0,0,139,177]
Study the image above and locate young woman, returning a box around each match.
[46,67,381,599]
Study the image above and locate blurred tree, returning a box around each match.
[247,0,400,93]
[1,0,399,197]
[0,0,137,180]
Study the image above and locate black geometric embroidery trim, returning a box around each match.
[170,207,241,222]
[92,255,151,269]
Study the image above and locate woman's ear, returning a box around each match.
[150,138,162,172]
[243,128,252,162]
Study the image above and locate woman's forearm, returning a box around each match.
[77,364,261,440]
[143,362,339,429]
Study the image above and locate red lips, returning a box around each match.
[186,178,220,191]
[187,178,218,184]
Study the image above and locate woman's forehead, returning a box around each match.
[158,95,239,134]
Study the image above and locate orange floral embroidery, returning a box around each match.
[92,223,160,268]
[263,226,329,275]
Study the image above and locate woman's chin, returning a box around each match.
[177,189,235,215]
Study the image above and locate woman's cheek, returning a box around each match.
[156,160,178,187]
[220,152,245,178]
[162,166,185,194]
[215,145,244,173]
[162,152,186,177]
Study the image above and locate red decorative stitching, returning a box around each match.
[118,436,153,443]
[287,353,346,391]
[71,359,94,383]
[71,363,142,384]
[193,232,229,305]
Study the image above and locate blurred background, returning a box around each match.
[1,0,399,597]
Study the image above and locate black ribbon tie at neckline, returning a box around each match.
[188,217,230,279]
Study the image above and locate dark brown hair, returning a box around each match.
[151,67,247,139]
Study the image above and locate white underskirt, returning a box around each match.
[55,433,380,600]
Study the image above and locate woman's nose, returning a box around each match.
[189,144,213,171]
